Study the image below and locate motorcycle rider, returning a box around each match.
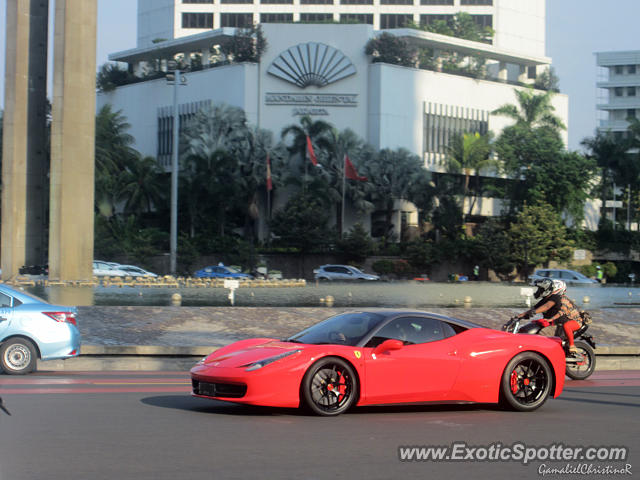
[517,278,582,354]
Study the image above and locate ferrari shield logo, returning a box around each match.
[354,350,362,359]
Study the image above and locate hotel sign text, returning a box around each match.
[265,93,358,107]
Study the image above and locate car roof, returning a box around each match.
[353,309,482,330]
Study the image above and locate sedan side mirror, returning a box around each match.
[373,339,404,356]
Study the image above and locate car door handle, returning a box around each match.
[448,350,457,356]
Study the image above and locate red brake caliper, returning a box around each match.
[510,370,519,394]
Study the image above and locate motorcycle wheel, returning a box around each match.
[565,340,596,380]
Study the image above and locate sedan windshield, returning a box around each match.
[287,312,386,346]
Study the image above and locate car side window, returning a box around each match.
[365,317,449,347]
[0,292,13,308]
[337,267,350,274]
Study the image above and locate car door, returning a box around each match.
[0,291,15,338]
[362,316,461,404]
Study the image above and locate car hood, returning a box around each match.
[202,340,305,368]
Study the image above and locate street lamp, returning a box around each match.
[166,67,187,275]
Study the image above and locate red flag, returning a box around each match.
[266,154,273,191]
[306,135,318,166]
[344,154,367,181]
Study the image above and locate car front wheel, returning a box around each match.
[1,338,37,375]
[302,357,358,416]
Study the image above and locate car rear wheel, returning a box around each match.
[302,357,358,416]
[1,338,37,375]
[500,352,552,412]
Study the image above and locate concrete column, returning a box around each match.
[2,0,49,280]
[498,61,508,82]
[518,64,528,84]
[49,0,97,282]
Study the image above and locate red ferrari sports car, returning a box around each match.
[190,310,566,416]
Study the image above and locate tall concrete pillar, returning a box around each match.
[48,0,97,281]
[1,0,49,280]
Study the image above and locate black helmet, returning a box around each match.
[533,278,554,299]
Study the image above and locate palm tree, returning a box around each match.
[445,132,495,220]
[493,87,566,131]
[280,115,333,193]
[119,155,167,215]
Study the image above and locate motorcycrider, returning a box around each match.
[502,315,596,380]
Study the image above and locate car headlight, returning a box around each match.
[242,350,301,372]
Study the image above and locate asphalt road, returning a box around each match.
[0,371,637,480]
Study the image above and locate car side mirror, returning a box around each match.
[373,339,404,355]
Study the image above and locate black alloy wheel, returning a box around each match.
[302,357,358,416]
[501,352,552,412]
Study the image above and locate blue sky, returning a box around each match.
[1,0,639,150]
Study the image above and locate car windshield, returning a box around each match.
[286,312,386,346]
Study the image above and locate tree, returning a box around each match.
[270,192,333,254]
[94,104,138,218]
[495,126,596,222]
[507,203,574,278]
[118,155,167,215]
[534,67,560,92]
[336,223,373,264]
[220,24,267,63]
[364,32,416,67]
[445,132,494,220]
[421,12,494,44]
[96,63,134,92]
[473,218,515,280]
[361,148,431,238]
[493,87,566,131]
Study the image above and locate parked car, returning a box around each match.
[314,265,379,281]
[0,284,81,374]
[93,261,128,277]
[528,269,598,285]
[194,265,252,279]
[117,265,158,278]
[191,310,565,415]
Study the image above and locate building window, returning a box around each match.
[420,0,452,4]
[260,13,293,22]
[420,14,453,26]
[614,65,624,75]
[628,87,636,97]
[629,65,637,74]
[460,0,492,4]
[299,13,334,22]
[301,0,333,4]
[182,0,214,3]
[157,102,211,169]
[472,14,492,28]
[340,13,373,24]
[182,12,214,28]
[220,13,253,26]
[381,0,413,4]
[340,0,373,4]
[380,14,413,29]
[424,103,489,165]
[627,109,636,119]
[260,0,293,3]
[615,87,624,97]
[221,0,253,4]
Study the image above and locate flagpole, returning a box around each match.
[341,153,346,238]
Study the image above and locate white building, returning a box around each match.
[137,0,546,58]
[100,16,569,237]
[596,50,640,138]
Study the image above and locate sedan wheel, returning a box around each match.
[1,338,37,375]
[302,357,358,416]
[501,352,552,412]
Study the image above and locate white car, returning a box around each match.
[528,269,598,285]
[92,261,128,277]
[117,265,158,277]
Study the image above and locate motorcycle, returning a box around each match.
[502,315,596,380]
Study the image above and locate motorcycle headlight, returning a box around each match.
[241,350,301,372]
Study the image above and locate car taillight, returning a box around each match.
[43,312,77,326]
